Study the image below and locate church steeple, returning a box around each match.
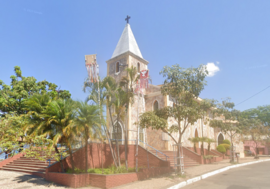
[111,23,143,59]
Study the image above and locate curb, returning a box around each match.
[167,159,270,189]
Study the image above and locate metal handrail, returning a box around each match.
[110,139,169,161]
[138,140,169,161]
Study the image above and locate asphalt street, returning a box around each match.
[183,161,270,189]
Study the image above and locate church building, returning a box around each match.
[105,18,244,158]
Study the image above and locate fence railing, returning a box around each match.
[109,139,169,161]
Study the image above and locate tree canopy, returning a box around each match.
[0,66,71,116]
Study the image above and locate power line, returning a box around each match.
[235,85,270,106]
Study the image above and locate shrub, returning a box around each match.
[217,144,226,154]
[203,155,214,159]
[222,139,231,145]
[221,144,230,150]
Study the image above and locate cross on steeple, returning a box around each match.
[125,15,131,24]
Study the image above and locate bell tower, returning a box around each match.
[106,17,148,143]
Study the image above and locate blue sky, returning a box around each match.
[0,1,269,111]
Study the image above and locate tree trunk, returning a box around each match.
[201,117,204,156]
[68,145,75,173]
[54,145,64,173]
[208,144,210,155]
[125,102,129,171]
[194,144,197,153]
[124,132,128,170]
[116,116,121,167]
[109,107,120,167]
[85,136,88,173]
[104,126,118,167]
[177,134,183,174]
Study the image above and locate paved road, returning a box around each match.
[184,161,270,189]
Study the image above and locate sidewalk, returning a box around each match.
[111,157,270,189]
[0,157,268,189]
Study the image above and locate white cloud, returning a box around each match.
[205,62,220,77]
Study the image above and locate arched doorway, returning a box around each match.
[195,129,199,148]
[111,121,123,144]
[218,133,224,145]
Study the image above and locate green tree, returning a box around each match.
[120,66,139,171]
[205,138,215,155]
[199,99,217,155]
[0,66,70,116]
[74,101,102,173]
[0,113,24,156]
[188,137,200,153]
[23,94,72,172]
[242,105,270,127]
[139,64,208,174]
[83,76,119,169]
[241,116,269,158]
[45,98,77,172]
[209,98,242,162]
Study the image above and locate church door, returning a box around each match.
[218,133,224,145]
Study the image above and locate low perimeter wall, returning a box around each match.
[45,167,171,188]
[47,143,170,173]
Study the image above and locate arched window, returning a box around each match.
[112,122,122,141]
[116,62,120,73]
[153,101,159,111]
[218,133,224,145]
[137,63,140,73]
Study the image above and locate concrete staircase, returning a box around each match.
[149,149,200,169]
[0,155,57,178]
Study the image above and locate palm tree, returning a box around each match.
[199,137,208,155]
[188,137,200,153]
[205,138,215,155]
[120,66,139,170]
[24,95,77,173]
[74,101,101,173]
[103,76,122,167]
[45,98,77,173]
[111,88,128,167]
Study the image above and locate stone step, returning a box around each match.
[2,165,45,172]
[12,160,56,165]
[7,163,49,168]
[0,167,45,174]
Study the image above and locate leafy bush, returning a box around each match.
[221,144,230,150]
[217,144,226,154]
[222,139,231,145]
[203,155,214,159]
[67,165,138,175]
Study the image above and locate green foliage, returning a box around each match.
[0,66,71,116]
[222,139,231,145]
[209,98,242,149]
[66,165,137,175]
[220,144,230,150]
[216,144,226,154]
[203,155,214,159]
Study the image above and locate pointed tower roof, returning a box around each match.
[111,23,143,59]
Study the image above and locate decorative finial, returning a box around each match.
[125,15,131,24]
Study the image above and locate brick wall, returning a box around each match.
[182,147,203,164]
[46,167,171,188]
[47,143,169,172]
